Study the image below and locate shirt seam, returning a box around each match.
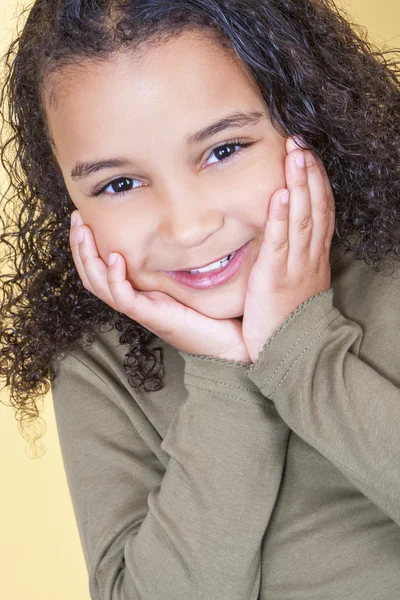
[178,350,249,369]
[262,315,341,396]
[185,373,257,393]
[185,382,270,407]
[67,352,114,392]
[253,311,332,389]
[246,289,333,374]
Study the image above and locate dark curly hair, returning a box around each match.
[1,0,399,457]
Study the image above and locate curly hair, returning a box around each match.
[1,0,399,457]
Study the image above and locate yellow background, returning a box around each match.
[0,1,398,598]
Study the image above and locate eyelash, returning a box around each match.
[91,138,254,198]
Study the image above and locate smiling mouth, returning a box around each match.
[171,245,244,273]
[183,251,237,274]
[163,239,252,290]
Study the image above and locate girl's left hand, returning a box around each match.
[242,137,336,364]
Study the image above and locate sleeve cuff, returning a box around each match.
[178,350,269,406]
[245,289,339,396]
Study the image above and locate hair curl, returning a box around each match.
[1,0,399,457]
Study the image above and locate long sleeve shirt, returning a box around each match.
[51,242,400,599]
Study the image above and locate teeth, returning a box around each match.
[186,251,236,274]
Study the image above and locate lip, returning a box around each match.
[164,240,251,289]
[175,248,243,272]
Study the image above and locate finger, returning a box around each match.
[286,136,307,154]
[286,149,313,269]
[74,224,118,309]
[107,254,247,358]
[325,193,336,252]
[106,253,154,325]
[315,156,336,252]
[106,253,182,335]
[304,151,335,262]
[70,221,96,295]
[256,188,290,285]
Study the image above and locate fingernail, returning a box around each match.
[71,212,84,227]
[293,135,306,148]
[77,227,84,244]
[108,253,117,267]
[280,190,289,204]
[295,152,305,168]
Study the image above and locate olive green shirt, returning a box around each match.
[51,243,400,599]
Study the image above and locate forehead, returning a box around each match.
[44,31,265,159]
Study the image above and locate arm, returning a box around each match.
[245,288,400,525]
[52,340,289,600]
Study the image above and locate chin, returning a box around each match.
[189,297,245,321]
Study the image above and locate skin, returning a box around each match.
[46,31,289,319]
[45,30,335,362]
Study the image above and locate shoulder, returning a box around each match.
[52,321,185,408]
[331,247,400,385]
[54,322,166,387]
[331,246,400,322]
[53,323,128,391]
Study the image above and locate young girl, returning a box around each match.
[1,0,399,598]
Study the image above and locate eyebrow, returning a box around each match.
[70,110,265,181]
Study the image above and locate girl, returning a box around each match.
[1,0,399,598]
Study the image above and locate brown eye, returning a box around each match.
[213,144,237,160]
[93,176,144,197]
[108,177,134,193]
[205,140,254,167]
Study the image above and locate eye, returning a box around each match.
[92,138,254,198]
[93,176,143,197]
[204,139,254,167]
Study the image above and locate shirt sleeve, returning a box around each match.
[244,288,400,526]
[51,345,289,600]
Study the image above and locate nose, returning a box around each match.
[157,181,224,247]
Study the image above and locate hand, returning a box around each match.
[242,137,336,364]
[69,216,252,363]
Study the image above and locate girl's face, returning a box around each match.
[45,30,287,319]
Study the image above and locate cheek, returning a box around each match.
[236,158,286,229]
[90,222,145,288]
[87,220,116,264]
[86,217,143,270]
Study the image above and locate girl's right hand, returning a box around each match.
[69,213,252,364]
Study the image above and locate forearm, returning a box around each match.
[246,289,400,524]
[92,357,289,600]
